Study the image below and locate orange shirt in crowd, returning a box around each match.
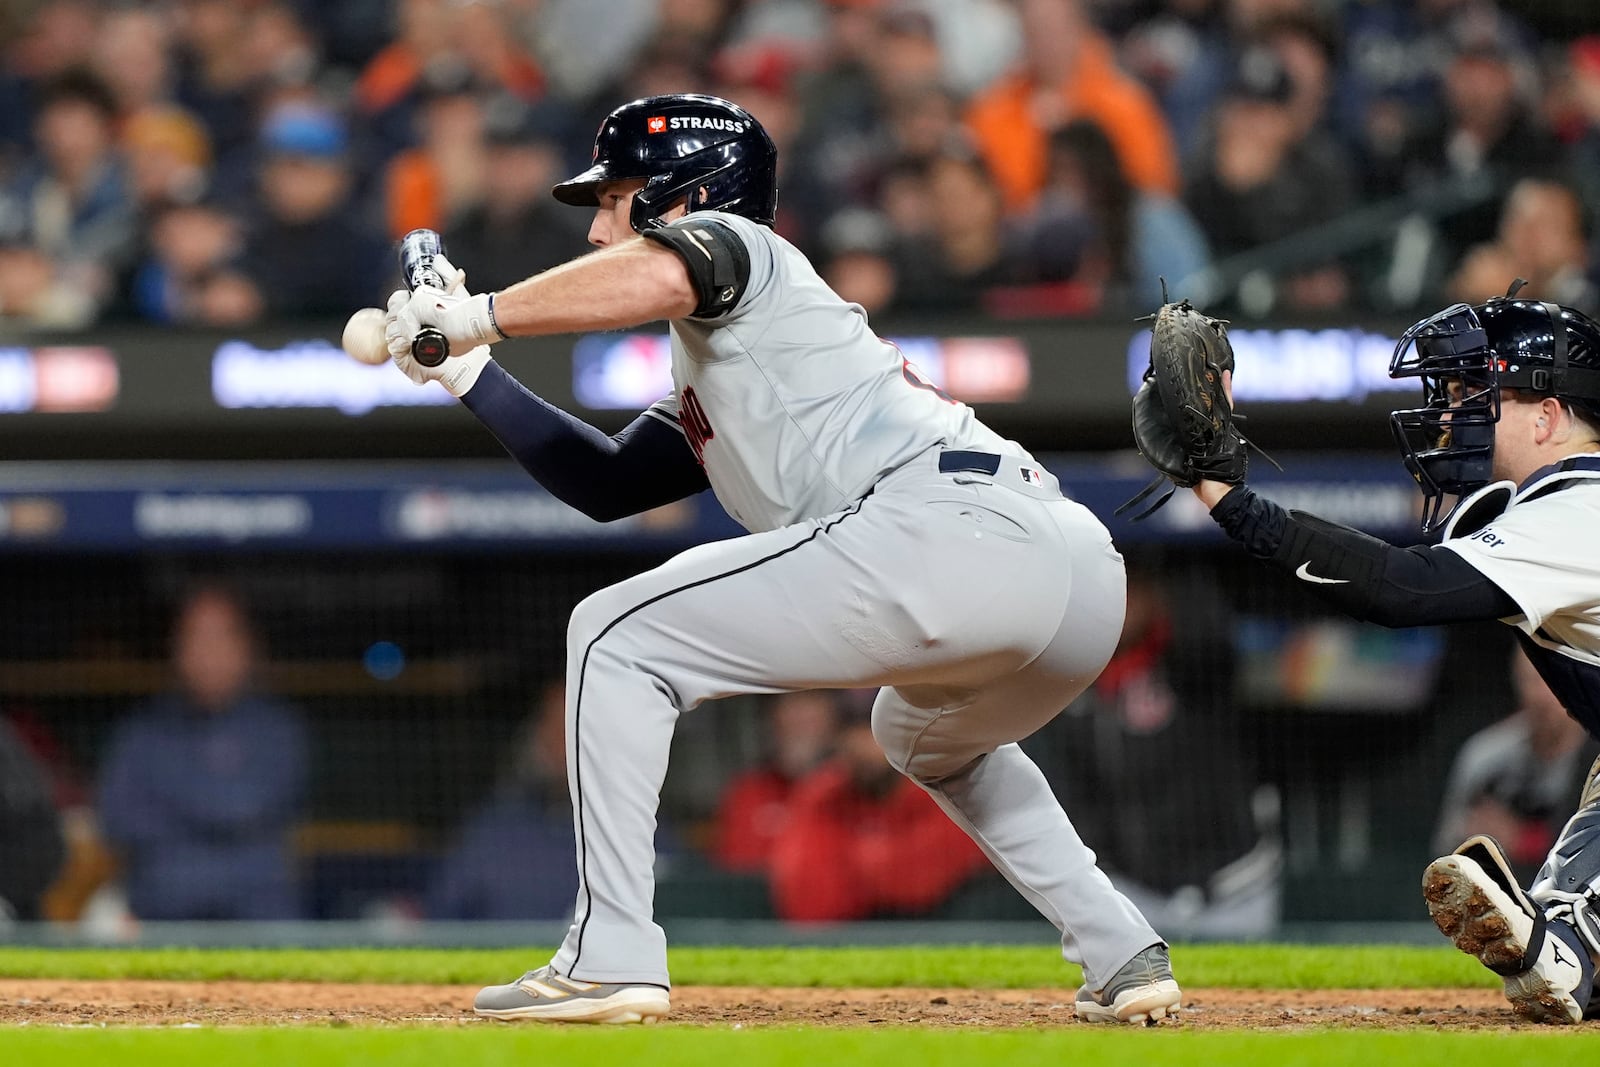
[385,150,443,239]
[965,34,1179,212]
[356,44,544,115]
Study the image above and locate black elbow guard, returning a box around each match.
[642,218,751,318]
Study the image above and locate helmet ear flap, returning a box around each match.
[630,165,725,231]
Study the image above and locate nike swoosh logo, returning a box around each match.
[1296,562,1350,585]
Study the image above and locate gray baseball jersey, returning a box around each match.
[641,211,1014,532]
[548,212,1160,991]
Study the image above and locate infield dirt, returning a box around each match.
[0,980,1525,1030]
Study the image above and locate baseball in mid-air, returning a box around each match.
[341,306,390,365]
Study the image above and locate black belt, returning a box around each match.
[938,450,1001,475]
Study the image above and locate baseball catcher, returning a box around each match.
[1136,281,1600,1023]
[1118,290,1255,519]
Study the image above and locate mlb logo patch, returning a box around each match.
[1021,467,1043,487]
[647,116,667,134]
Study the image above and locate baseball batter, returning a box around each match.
[381,95,1180,1025]
[1174,291,1600,1023]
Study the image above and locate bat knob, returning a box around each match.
[412,328,449,367]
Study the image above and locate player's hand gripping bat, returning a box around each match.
[398,228,452,367]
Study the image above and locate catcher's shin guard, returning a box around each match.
[1531,758,1600,970]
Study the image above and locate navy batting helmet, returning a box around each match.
[552,94,778,232]
[1389,281,1600,531]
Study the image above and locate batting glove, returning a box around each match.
[384,286,494,397]
[385,253,506,357]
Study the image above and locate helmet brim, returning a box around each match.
[551,164,610,207]
[551,163,654,207]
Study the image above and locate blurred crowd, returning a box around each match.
[0,0,1596,332]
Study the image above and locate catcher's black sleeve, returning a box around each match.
[1209,485,1518,627]
[460,361,710,522]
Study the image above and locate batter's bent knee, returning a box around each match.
[566,579,651,653]
[566,590,609,652]
[566,583,699,716]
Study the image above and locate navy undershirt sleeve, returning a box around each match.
[1209,484,1519,627]
[459,361,709,522]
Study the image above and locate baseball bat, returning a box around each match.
[398,228,451,367]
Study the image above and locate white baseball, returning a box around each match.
[341,306,391,365]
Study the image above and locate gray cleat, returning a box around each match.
[474,965,671,1023]
[1074,943,1182,1025]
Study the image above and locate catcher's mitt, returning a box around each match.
[1118,292,1260,519]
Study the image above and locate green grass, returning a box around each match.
[4,1027,1598,1067]
[1,945,1584,1065]
[0,943,1498,989]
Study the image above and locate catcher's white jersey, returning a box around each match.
[1440,455,1600,730]
[1440,458,1600,660]
[643,211,1016,533]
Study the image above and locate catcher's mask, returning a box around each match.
[1389,282,1600,534]
[552,93,778,233]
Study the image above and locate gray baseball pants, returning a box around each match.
[548,447,1163,988]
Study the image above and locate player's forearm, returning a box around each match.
[461,362,708,522]
[490,237,698,336]
[1209,485,1517,626]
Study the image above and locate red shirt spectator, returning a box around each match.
[713,690,841,873]
[714,767,796,874]
[768,717,988,922]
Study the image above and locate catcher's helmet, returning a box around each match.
[1389,282,1600,532]
[552,94,777,232]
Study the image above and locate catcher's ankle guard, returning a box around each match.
[1455,834,1551,975]
[1530,762,1600,964]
